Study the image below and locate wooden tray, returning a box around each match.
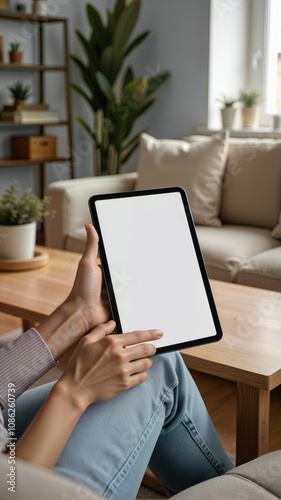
[0,248,49,271]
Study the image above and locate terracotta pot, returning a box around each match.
[14,99,26,108]
[241,106,260,128]
[221,107,236,129]
[9,51,23,64]
[0,222,36,260]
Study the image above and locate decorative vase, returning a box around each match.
[241,106,260,128]
[221,107,236,129]
[9,51,23,64]
[0,222,36,260]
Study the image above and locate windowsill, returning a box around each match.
[195,124,281,139]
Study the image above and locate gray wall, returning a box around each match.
[0,0,210,195]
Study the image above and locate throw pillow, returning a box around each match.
[220,139,281,229]
[134,132,229,226]
[272,213,281,239]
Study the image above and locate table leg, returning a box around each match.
[236,383,270,466]
[22,319,35,331]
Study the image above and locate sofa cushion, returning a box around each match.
[220,138,281,229]
[172,451,281,499]
[135,132,229,227]
[272,212,281,239]
[196,225,279,282]
[237,246,281,291]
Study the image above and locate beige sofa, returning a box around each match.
[45,134,281,292]
[1,451,281,499]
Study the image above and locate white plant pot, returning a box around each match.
[241,106,260,128]
[221,107,236,129]
[0,222,36,260]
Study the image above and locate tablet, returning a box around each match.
[88,187,222,353]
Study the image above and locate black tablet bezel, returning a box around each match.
[89,187,222,353]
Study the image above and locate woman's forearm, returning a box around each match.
[15,381,86,469]
[36,302,88,362]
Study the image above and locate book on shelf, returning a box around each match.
[0,109,59,123]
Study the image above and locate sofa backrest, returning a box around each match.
[220,138,281,229]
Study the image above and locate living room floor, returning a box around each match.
[1,312,281,498]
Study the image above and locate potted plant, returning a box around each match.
[71,0,170,176]
[8,81,32,108]
[239,89,262,128]
[9,43,23,64]
[217,95,238,128]
[0,183,55,260]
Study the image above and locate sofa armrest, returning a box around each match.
[45,172,138,250]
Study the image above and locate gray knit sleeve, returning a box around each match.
[0,328,56,410]
[0,328,56,453]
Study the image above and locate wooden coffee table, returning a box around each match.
[180,279,281,466]
[0,247,280,466]
[0,246,81,331]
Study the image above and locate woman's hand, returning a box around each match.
[16,323,163,469]
[57,322,163,410]
[37,224,111,361]
[65,223,111,332]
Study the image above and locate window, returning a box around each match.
[265,0,281,114]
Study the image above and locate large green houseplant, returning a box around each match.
[71,0,170,175]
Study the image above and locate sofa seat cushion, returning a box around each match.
[66,226,87,253]
[135,132,229,227]
[172,451,281,499]
[196,225,280,282]
[237,246,281,291]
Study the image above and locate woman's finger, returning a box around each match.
[83,223,99,263]
[120,329,163,348]
[128,357,154,376]
[125,342,157,361]
[85,320,116,342]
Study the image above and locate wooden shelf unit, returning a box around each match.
[0,156,71,168]
[0,11,74,197]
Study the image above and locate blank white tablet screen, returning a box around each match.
[95,191,218,350]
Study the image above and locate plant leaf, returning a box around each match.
[100,45,124,85]
[146,72,170,97]
[76,115,99,147]
[124,31,149,57]
[121,141,139,165]
[113,0,125,24]
[122,129,147,150]
[113,2,137,50]
[87,4,108,50]
[70,83,95,110]
[96,72,115,102]
[75,30,99,68]
[122,67,134,90]
[133,98,155,119]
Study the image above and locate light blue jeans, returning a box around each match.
[4,352,233,499]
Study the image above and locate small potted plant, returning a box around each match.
[8,81,32,108]
[9,43,23,64]
[239,89,262,128]
[217,95,238,128]
[0,183,55,260]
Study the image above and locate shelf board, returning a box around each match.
[0,11,66,23]
[0,157,71,167]
[0,63,66,72]
[0,120,69,126]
